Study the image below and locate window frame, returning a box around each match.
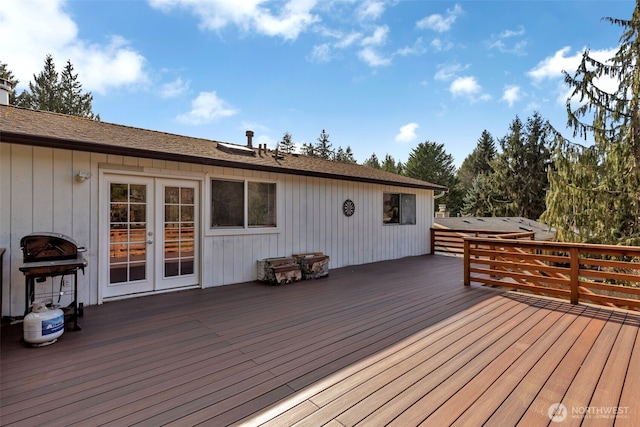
[383,192,416,225]
[208,176,279,236]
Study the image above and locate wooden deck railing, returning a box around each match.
[430,227,535,256]
[463,237,640,311]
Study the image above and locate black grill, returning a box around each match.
[19,232,87,330]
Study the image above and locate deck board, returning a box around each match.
[2,255,638,426]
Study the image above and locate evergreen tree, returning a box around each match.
[541,5,640,245]
[403,141,461,215]
[59,60,98,120]
[456,130,497,203]
[363,153,381,169]
[461,174,497,217]
[0,62,19,104]
[278,132,296,154]
[489,113,550,219]
[335,146,357,163]
[15,54,99,119]
[381,154,403,174]
[315,129,333,160]
[16,54,60,112]
[300,142,315,156]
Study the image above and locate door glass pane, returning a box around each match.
[165,187,179,204]
[165,205,179,222]
[164,185,195,278]
[109,183,147,284]
[181,188,194,204]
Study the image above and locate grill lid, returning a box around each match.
[20,232,80,262]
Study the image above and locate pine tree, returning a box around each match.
[300,142,315,156]
[461,174,496,217]
[16,54,59,112]
[363,153,381,169]
[315,129,333,160]
[541,5,640,245]
[278,132,296,154]
[404,141,461,215]
[381,154,403,174]
[472,130,497,174]
[0,62,19,104]
[335,146,357,163]
[59,60,98,119]
[15,54,99,120]
[456,130,497,203]
[489,113,550,219]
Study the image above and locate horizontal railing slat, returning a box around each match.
[460,232,640,312]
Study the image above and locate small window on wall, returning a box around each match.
[383,192,416,225]
[211,179,277,229]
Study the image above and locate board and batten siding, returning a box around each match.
[0,142,435,317]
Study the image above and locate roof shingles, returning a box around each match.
[0,105,446,191]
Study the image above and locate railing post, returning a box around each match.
[570,247,579,304]
[430,228,435,255]
[464,238,470,286]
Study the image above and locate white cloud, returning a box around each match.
[149,0,320,41]
[358,47,391,67]
[395,122,419,143]
[450,76,491,102]
[357,0,386,21]
[430,38,454,52]
[335,32,362,49]
[0,0,148,94]
[502,85,521,107]
[160,77,190,98]
[488,38,527,55]
[308,43,332,62]
[527,46,580,81]
[395,38,426,57]
[450,76,480,96]
[434,63,468,81]
[307,30,363,63]
[500,27,525,38]
[68,36,149,94]
[416,4,463,33]
[357,25,391,67]
[176,91,238,125]
[361,25,389,47]
[487,26,527,55]
[528,46,619,105]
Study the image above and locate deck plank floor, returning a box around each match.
[1,255,638,426]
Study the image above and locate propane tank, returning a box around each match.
[23,303,65,347]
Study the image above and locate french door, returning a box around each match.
[102,175,199,299]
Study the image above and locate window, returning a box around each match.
[383,192,416,225]
[248,182,276,227]
[211,179,244,227]
[211,179,276,228]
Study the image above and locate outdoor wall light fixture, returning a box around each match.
[75,170,92,182]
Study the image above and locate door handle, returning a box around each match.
[147,240,153,244]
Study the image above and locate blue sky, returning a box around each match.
[1,1,635,166]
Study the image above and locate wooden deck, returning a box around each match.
[1,255,638,426]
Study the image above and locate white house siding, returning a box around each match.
[0,142,435,317]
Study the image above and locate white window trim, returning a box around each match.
[383,192,417,226]
[206,174,282,237]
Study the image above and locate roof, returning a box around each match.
[434,216,556,241]
[0,105,447,191]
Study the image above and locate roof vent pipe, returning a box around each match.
[0,78,11,106]
[246,130,254,148]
